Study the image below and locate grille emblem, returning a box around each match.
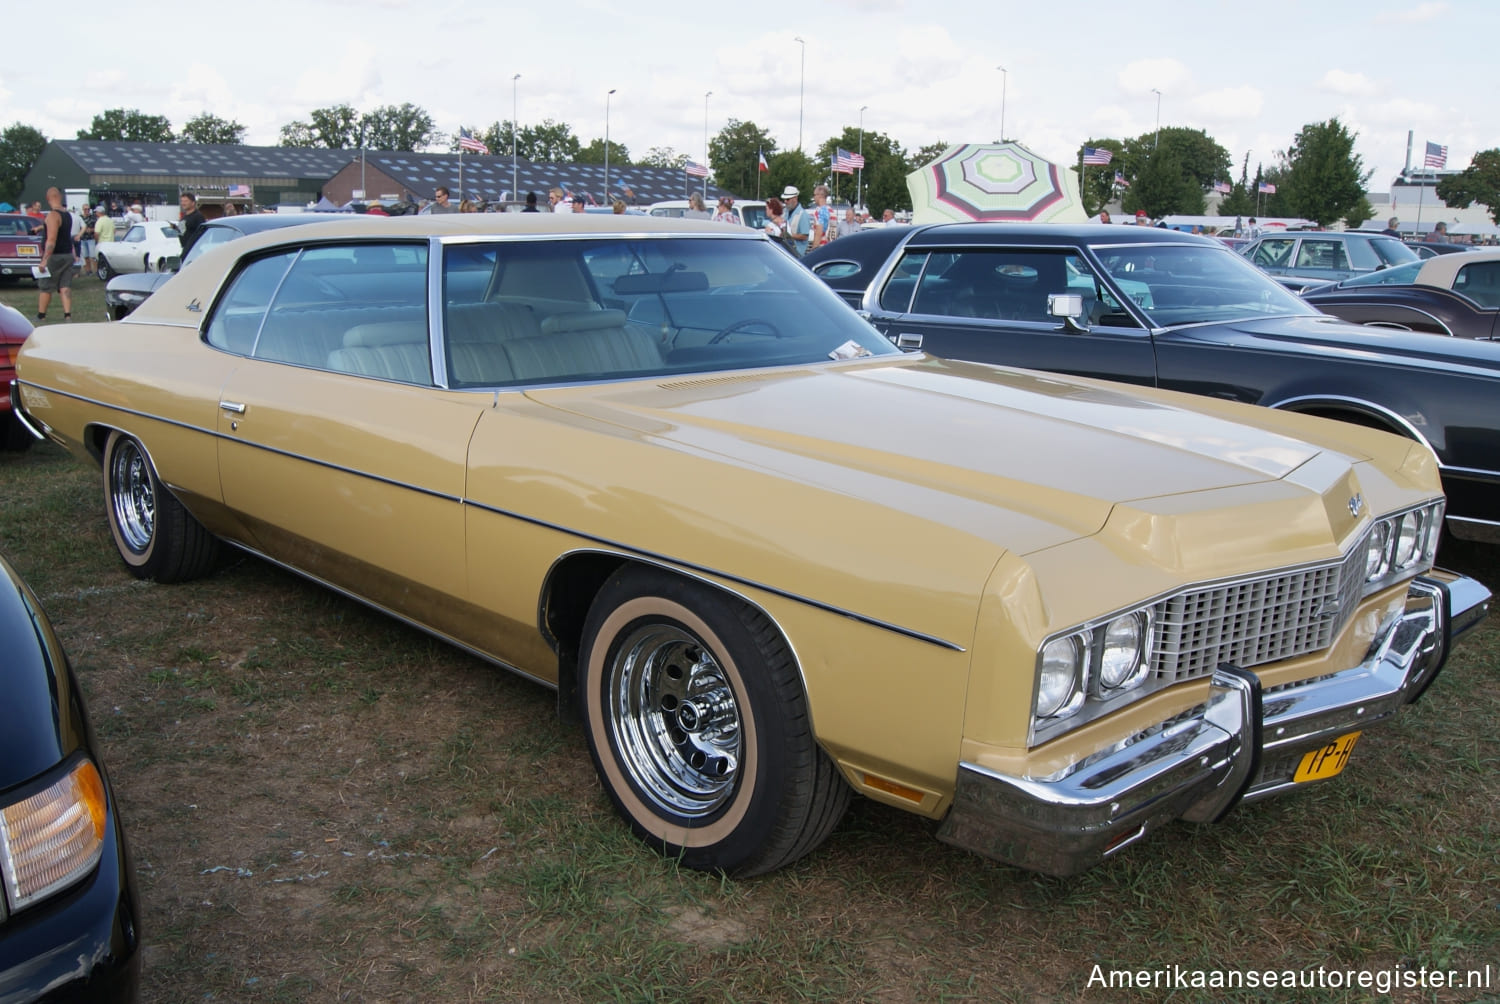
[1348,494,1363,517]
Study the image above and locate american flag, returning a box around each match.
[1082,146,1113,166]
[458,128,489,155]
[1213,181,1232,194]
[842,147,866,169]
[758,149,769,172]
[228,184,251,197]
[832,149,856,174]
[684,161,710,178]
[1257,181,1276,194]
[1424,141,1448,169]
[1113,171,1130,188]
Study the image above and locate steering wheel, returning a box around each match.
[708,318,786,343]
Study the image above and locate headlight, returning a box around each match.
[0,759,107,913]
[1364,520,1392,581]
[1036,635,1086,719]
[1363,501,1444,592]
[1097,612,1149,692]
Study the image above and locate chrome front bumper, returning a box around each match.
[936,571,1491,877]
[8,378,46,443]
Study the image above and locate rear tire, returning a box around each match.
[102,430,218,582]
[579,566,849,876]
[97,257,114,281]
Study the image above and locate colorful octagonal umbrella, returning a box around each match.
[907,142,1087,225]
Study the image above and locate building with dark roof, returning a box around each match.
[23,140,735,215]
[323,151,732,208]
[22,140,357,212]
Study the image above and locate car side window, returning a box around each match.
[255,243,430,381]
[204,251,298,355]
[1454,261,1500,307]
[123,226,145,244]
[1294,240,1349,271]
[1251,238,1294,268]
[908,249,1090,325]
[879,252,927,312]
[1344,239,1380,270]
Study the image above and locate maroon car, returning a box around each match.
[0,214,44,284]
[2,303,35,451]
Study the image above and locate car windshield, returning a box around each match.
[1089,243,1318,326]
[1371,236,1419,266]
[1335,261,1423,287]
[440,236,898,387]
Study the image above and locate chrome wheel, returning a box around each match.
[607,623,742,818]
[108,437,154,553]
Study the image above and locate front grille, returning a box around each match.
[1149,542,1366,683]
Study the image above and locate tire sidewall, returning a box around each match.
[581,578,790,869]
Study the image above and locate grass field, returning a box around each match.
[3,281,1498,1002]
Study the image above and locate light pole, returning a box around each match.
[511,74,521,202]
[858,104,867,212]
[996,65,1007,142]
[703,90,712,202]
[604,88,616,203]
[1151,88,1161,151]
[794,36,805,151]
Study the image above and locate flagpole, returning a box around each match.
[1079,149,1085,214]
[458,146,464,203]
[1416,169,1424,232]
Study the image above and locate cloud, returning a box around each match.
[1375,1,1447,23]
[1318,70,1378,97]
[1190,86,1264,122]
[290,40,382,112]
[1117,59,1192,96]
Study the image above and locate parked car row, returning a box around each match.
[1300,248,1500,339]
[7,215,1488,894]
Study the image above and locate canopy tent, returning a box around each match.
[907,142,1087,225]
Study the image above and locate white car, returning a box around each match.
[97,221,183,279]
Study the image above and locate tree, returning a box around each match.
[814,127,909,213]
[1273,118,1372,227]
[640,146,687,169]
[77,108,174,142]
[577,138,630,166]
[1073,139,1126,216]
[484,119,579,162]
[1122,151,1205,218]
[1215,153,1256,218]
[709,119,778,199]
[363,103,436,152]
[178,113,245,145]
[280,104,363,148]
[764,149,821,209]
[913,141,949,167]
[0,123,47,203]
[1437,149,1500,223]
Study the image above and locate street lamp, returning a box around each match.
[997,65,1007,142]
[794,36,806,151]
[703,90,712,202]
[858,104,868,212]
[1151,87,1161,151]
[512,73,521,202]
[604,88,616,203]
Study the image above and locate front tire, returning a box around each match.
[97,256,114,281]
[579,567,849,876]
[102,430,218,582]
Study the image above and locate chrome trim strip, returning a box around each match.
[223,541,558,691]
[21,380,962,651]
[8,378,45,441]
[1446,515,1500,546]
[1267,392,1435,452]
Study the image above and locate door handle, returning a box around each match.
[895,332,924,350]
[220,401,246,415]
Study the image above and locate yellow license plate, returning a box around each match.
[1293,732,1361,783]
[18,246,37,255]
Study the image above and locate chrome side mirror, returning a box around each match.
[1048,293,1089,333]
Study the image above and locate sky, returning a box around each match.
[3,0,1495,194]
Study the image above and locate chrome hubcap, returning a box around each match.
[607,624,742,818]
[110,440,154,553]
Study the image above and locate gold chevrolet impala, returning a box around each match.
[12,214,1490,877]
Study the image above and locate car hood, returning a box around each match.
[1197,312,1500,370]
[528,354,1343,560]
[0,556,86,788]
